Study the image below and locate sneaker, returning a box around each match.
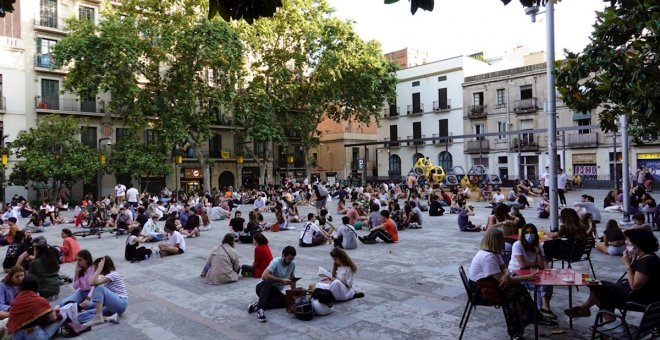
[540,308,557,320]
[353,292,365,299]
[107,313,119,324]
[247,302,258,314]
[256,309,266,322]
[358,236,365,244]
[564,306,591,318]
[538,316,558,326]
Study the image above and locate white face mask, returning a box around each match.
[626,245,636,254]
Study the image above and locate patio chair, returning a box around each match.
[590,301,660,339]
[551,236,597,279]
[458,265,512,340]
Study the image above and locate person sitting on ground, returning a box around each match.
[458,205,481,232]
[508,223,557,320]
[428,194,445,216]
[248,246,298,323]
[510,206,527,230]
[478,184,493,202]
[517,178,539,197]
[124,227,152,262]
[299,213,330,247]
[359,210,398,244]
[537,193,550,219]
[158,223,186,257]
[229,211,245,240]
[603,190,622,212]
[7,274,66,339]
[388,201,405,230]
[59,229,81,263]
[574,194,602,227]
[3,231,28,273]
[631,212,653,231]
[202,233,239,285]
[58,249,95,307]
[595,219,626,256]
[77,256,126,326]
[25,213,47,233]
[410,201,424,227]
[346,202,368,230]
[141,214,164,242]
[565,227,660,320]
[0,266,25,319]
[640,192,656,217]
[333,216,358,250]
[134,207,150,229]
[468,228,556,340]
[240,233,273,278]
[367,203,381,230]
[314,248,362,301]
[181,208,201,238]
[20,237,60,299]
[403,203,422,229]
[0,218,19,247]
[114,207,135,234]
[336,197,349,215]
[287,202,301,223]
[490,188,505,207]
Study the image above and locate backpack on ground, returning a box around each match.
[293,295,314,321]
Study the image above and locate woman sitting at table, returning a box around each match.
[507,224,556,320]
[468,228,556,339]
[580,212,597,239]
[485,203,519,236]
[543,208,587,262]
[595,219,626,256]
[565,227,660,319]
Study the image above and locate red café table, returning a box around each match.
[505,234,553,242]
[514,268,601,340]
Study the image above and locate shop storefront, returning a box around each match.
[572,153,597,180]
[181,168,203,194]
[637,153,660,182]
[241,167,260,189]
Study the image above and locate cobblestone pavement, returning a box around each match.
[6,188,654,339]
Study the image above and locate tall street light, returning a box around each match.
[98,137,112,200]
[1,134,9,205]
[526,1,558,232]
[175,152,183,202]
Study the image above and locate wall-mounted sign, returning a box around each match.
[184,168,203,179]
[572,153,596,164]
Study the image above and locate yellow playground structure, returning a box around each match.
[412,157,445,184]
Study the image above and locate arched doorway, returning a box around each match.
[437,151,453,171]
[389,155,401,176]
[218,171,235,190]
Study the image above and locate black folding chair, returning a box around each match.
[590,301,660,339]
[552,236,597,279]
[458,265,511,340]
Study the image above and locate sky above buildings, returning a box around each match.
[326,0,607,61]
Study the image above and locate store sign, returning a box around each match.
[184,168,203,179]
[638,153,660,160]
[572,153,597,164]
[574,165,597,177]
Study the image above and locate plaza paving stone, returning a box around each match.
[4,188,655,339]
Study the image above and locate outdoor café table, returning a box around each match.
[505,234,553,243]
[514,268,601,340]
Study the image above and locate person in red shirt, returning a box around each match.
[241,233,273,278]
[359,210,398,244]
[59,229,81,263]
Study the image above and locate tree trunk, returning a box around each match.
[195,148,211,193]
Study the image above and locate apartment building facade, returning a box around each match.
[376,56,491,181]
[0,0,265,202]
[462,62,660,183]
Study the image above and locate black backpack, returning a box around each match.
[293,295,314,321]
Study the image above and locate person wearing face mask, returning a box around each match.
[565,227,660,319]
[508,224,556,320]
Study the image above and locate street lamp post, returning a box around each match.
[175,154,183,202]
[97,137,112,200]
[1,134,9,205]
[287,154,294,181]
[236,154,244,189]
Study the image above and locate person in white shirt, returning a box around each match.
[159,223,186,257]
[299,213,329,247]
[491,188,505,205]
[557,168,568,207]
[142,214,164,242]
[314,248,361,301]
[125,185,139,208]
[114,183,127,205]
[541,166,551,195]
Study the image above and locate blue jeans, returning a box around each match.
[78,286,128,323]
[58,289,90,306]
[12,318,65,340]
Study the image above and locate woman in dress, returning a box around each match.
[202,234,239,285]
[315,248,360,301]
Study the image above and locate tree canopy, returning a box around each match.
[555,0,659,137]
[8,115,100,198]
[0,0,15,18]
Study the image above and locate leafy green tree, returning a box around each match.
[208,0,282,22]
[236,0,398,184]
[8,115,100,201]
[106,134,171,185]
[53,0,244,192]
[555,0,659,138]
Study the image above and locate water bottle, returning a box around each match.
[144,254,149,261]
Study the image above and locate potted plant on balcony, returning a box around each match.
[38,102,48,109]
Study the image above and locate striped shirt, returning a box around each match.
[103,271,128,299]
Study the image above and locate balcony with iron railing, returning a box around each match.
[511,136,540,151]
[33,17,68,35]
[34,54,67,74]
[35,96,106,114]
[566,132,599,148]
[383,137,402,148]
[406,103,424,115]
[0,97,5,112]
[465,139,490,154]
[433,99,452,112]
[432,132,453,145]
[467,105,487,119]
[383,105,400,118]
[514,97,538,114]
[406,135,426,146]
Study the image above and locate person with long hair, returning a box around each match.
[595,220,626,256]
[27,239,60,299]
[508,224,556,320]
[58,249,95,307]
[544,208,588,262]
[2,231,28,272]
[314,248,360,301]
[468,228,556,339]
[7,274,66,339]
[0,266,25,319]
[580,212,597,239]
[78,256,127,326]
[202,234,240,285]
[241,233,273,278]
[59,228,81,263]
[565,228,660,319]
[485,203,519,236]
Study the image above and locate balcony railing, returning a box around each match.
[34,17,67,34]
[514,97,538,114]
[383,106,399,118]
[468,105,487,119]
[465,140,490,154]
[383,137,401,148]
[566,132,599,148]
[0,97,5,112]
[433,99,452,112]
[35,54,54,68]
[35,96,105,113]
[432,132,453,145]
[406,103,424,115]
[512,137,540,151]
[406,135,425,146]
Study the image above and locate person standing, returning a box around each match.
[248,246,297,323]
[114,183,126,206]
[541,166,551,195]
[557,168,568,207]
[125,184,139,208]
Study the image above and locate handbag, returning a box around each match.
[475,277,503,305]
